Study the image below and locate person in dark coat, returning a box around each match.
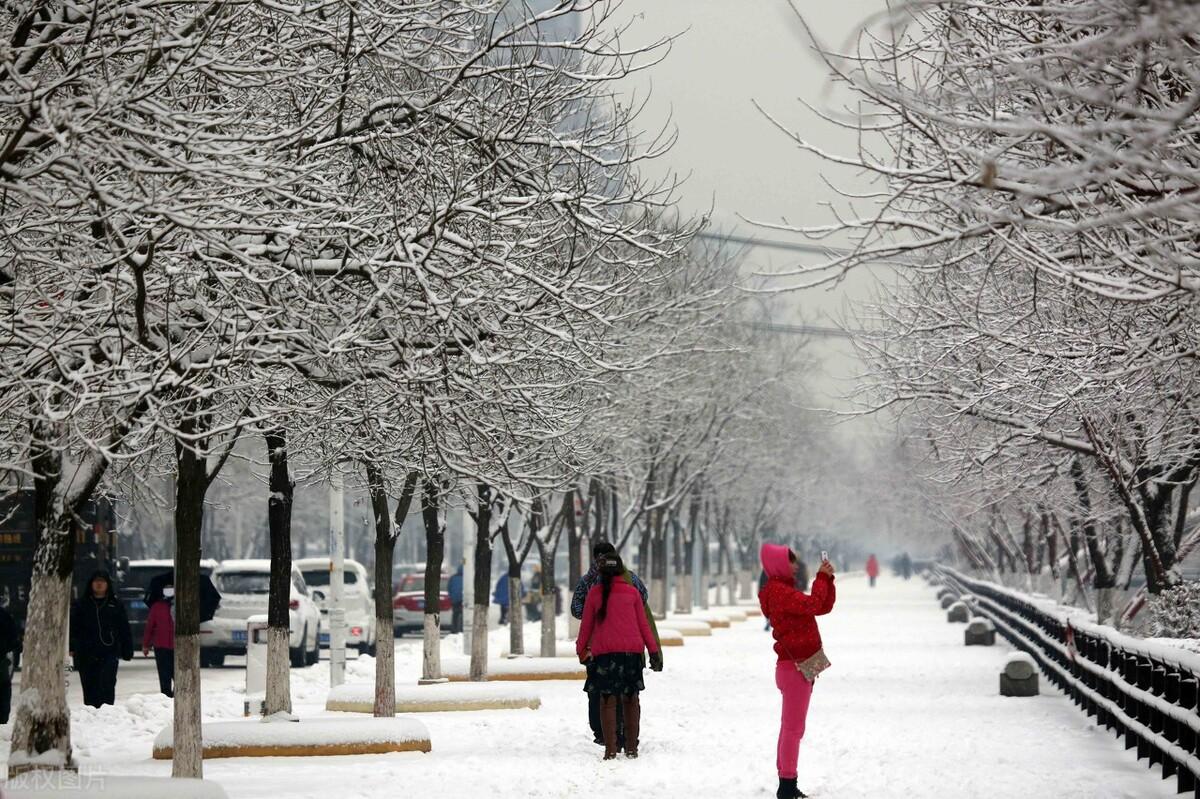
[70,570,133,707]
[493,574,524,625]
[448,563,464,634]
[0,605,20,723]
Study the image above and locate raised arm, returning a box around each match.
[775,573,837,618]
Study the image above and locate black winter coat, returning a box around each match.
[70,589,133,663]
[0,605,18,660]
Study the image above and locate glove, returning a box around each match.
[649,650,663,672]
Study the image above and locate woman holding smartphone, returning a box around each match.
[758,545,836,799]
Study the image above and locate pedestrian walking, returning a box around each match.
[69,570,133,708]
[526,564,543,622]
[866,554,880,587]
[759,544,836,799]
[494,573,526,625]
[576,553,662,760]
[142,581,176,698]
[0,604,20,723]
[571,541,653,749]
[448,563,464,634]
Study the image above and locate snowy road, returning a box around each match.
[1,575,1174,798]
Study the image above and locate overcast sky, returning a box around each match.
[614,0,888,422]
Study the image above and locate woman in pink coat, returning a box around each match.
[576,554,662,760]
[142,583,175,698]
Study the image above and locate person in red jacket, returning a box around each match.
[576,554,662,760]
[759,544,836,799]
[866,554,880,587]
[142,583,175,698]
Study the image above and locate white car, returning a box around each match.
[200,560,321,668]
[295,558,377,656]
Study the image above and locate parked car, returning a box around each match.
[117,559,217,654]
[392,572,451,636]
[201,560,321,668]
[295,558,377,656]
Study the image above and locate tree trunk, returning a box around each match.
[9,432,75,776]
[420,480,444,681]
[368,467,416,715]
[264,429,293,716]
[173,432,207,779]
[470,484,493,681]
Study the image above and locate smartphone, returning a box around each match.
[820,551,829,562]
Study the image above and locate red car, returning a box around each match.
[392,572,451,635]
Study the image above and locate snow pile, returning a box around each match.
[326,681,541,713]
[5,774,228,799]
[153,716,431,757]
[440,657,585,681]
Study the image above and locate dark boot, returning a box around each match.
[622,694,641,758]
[599,696,619,760]
[777,777,808,799]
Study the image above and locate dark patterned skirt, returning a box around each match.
[584,652,645,697]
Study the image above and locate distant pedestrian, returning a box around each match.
[759,545,836,799]
[576,553,662,760]
[142,581,176,697]
[572,541,653,750]
[866,554,880,588]
[0,604,20,723]
[448,563,464,634]
[526,564,543,622]
[899,553,913,581]
[493,574,524,625]
[69,570,133,707]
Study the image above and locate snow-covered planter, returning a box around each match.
[674,613,730,628]
[657,628,686,647]
[939,594,958,610]
[4,775,228,799]
[326,682,541,714]
[1149,582,1200,639]
[441,657,586,682]
[660,619,712,636]
[946,601,970,623]
[152,717,431,759]
[501,640,575,658]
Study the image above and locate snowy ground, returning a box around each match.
[1,575,1175,798]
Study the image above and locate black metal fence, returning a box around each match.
[932,565,1200,796]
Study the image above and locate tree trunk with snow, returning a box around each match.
[469,484,493,681]
[173,431,207,779]
[420,480,444,681]
[264,429,293,716]
[367,466,416,716]
[9,434,77,776]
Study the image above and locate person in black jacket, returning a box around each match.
[0,604,20,723]
[69,570,133,707]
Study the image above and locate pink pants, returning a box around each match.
[775,661,814,779]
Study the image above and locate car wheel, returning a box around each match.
[306,626,319,666]
[290,625,306,668]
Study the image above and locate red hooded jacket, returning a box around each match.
[758,543,835,663]
[866,555,880,578]
[143,599,174,651]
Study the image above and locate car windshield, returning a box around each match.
[301,570,359,589]
[121,566,171,592]
[217,571,271,594]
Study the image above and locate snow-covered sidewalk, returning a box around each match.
[1,575,1174,798]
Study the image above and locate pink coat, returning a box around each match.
[576,580,659,658]
[143,600,174,651]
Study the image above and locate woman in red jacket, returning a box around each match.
[866,554,880,587]
[142,583,175,698]
[759,544,836,799]
[576,554,662,760]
